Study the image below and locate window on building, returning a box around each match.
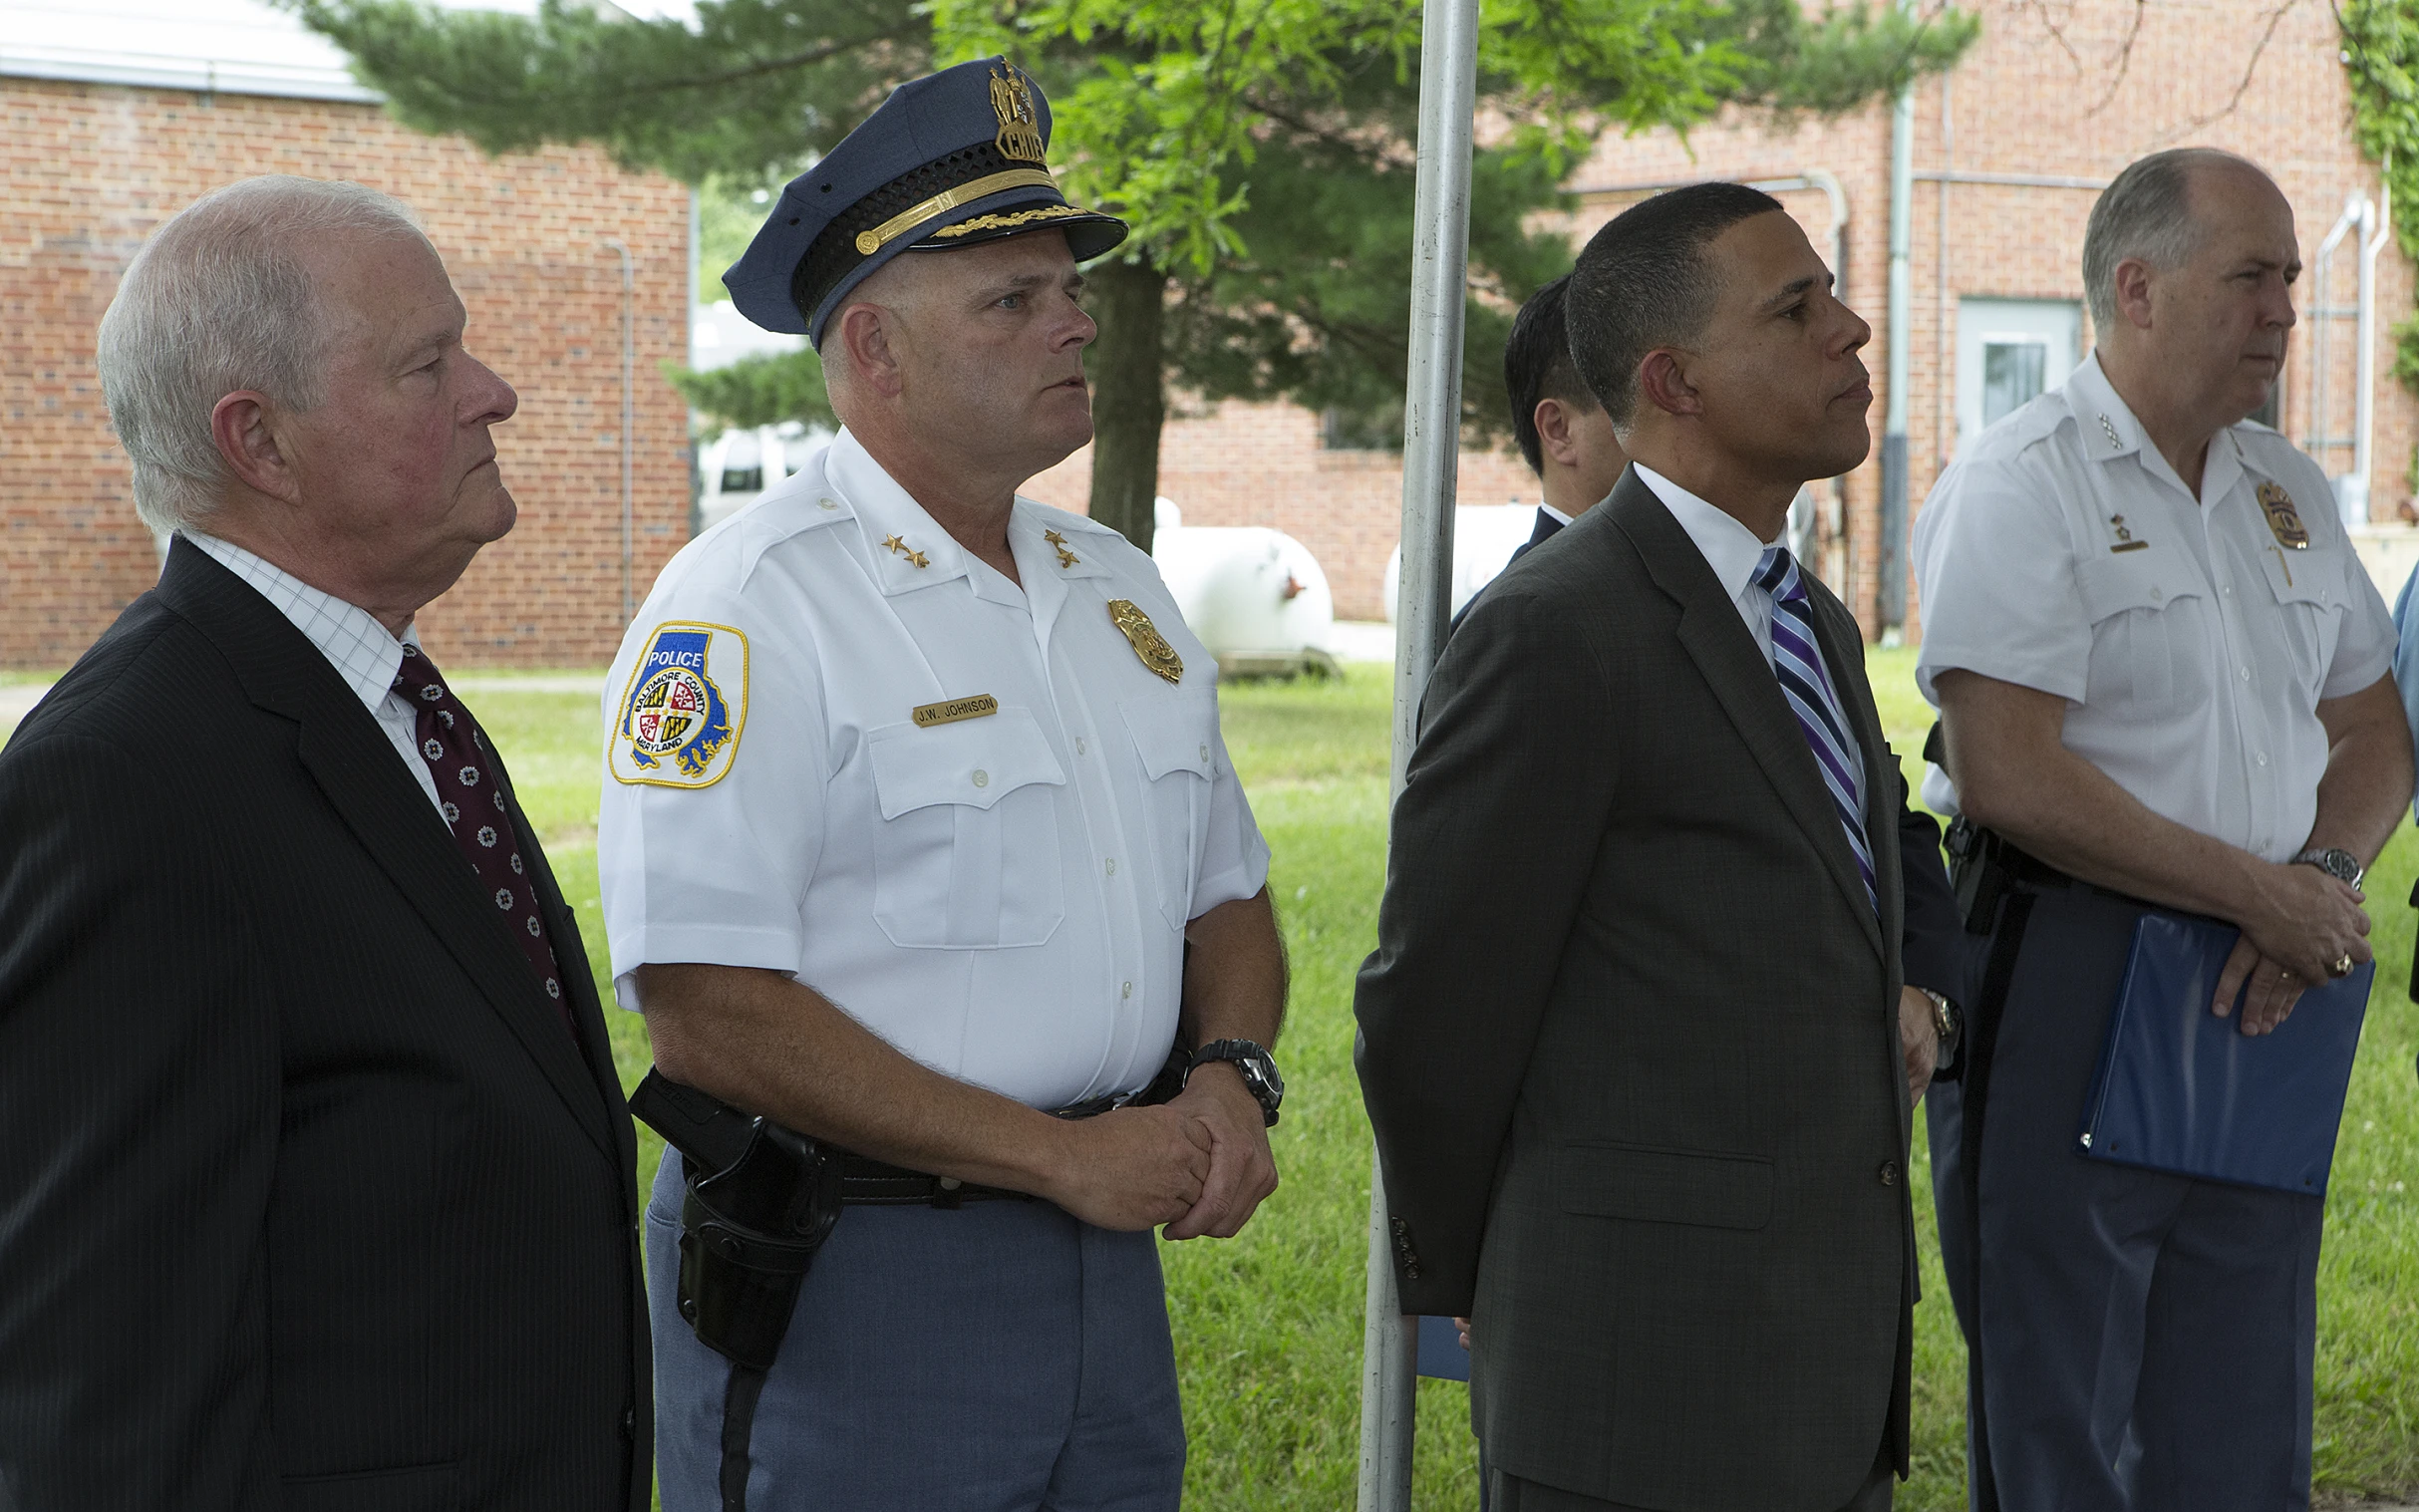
[1980,341,2048,428]
[1956,298,2083,455]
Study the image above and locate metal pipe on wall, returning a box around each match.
[2355,178,2389,521]
[1361,1,1480,1506]
[2306,197,2362,488]
[1881,58,1915,636]
[601,239,636,624]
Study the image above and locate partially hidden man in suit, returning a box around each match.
[0,176,649,1510]
[1357,182,1960,1512]
[1505,273,1631,558]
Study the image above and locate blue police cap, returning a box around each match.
[725,58,1128,347]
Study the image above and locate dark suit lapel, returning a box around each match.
[1609,473,1886,961]
[488,746,639,1164]
[1806,584,1903,965]
[159,541,619,1162]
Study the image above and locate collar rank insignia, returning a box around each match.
[612,621,749,788]
[881,533,930,568]
[1044,527,1078,567]
[2109,513,2148,553]
[2258,482,2308,549]
[990,63,1047,164]
[1106,599,1183,684]
[2099,414,2123,450]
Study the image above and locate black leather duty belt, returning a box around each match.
[837,1153,1034,1208]
[835,1090,1139,1208]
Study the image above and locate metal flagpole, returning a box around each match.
[1358,0,1480,1506]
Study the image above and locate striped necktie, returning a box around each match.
[1752,545,1877,915]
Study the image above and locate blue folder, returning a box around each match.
[2077,912,2372,1197]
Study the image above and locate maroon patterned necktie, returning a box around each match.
[391,645,576,1039]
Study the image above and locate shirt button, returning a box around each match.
[1075,737,1087,756]
[2240,667,2253,683]
[1879,1160,1902,1187]
[1122,982,1133,1000]
[817,497,839,511]
[2222,583,2235,596]
[972,769,989,788]
[2257,752,2269,767]
[1104,857,1116,876]
[1199,744,1211,762]
[2150,587,2163,603]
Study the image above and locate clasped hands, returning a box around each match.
[2213,860,2371,1036]
[1043,1062,1278,1240]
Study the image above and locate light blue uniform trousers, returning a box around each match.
[646,1151,1186,1512]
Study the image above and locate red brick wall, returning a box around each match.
[0,76,691,669]
[1028,0,2416,638]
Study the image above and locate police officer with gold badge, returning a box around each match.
[1912,148,2412,1512]
[596,58,1286,1512]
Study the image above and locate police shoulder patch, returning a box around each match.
[611,621,749,788]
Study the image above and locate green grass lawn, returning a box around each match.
[5,652,2409,1506]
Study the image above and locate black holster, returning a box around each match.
[630,1070,843,1370]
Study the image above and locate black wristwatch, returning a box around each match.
[2292,846,2365,890]
[1187,1039,1284,1127]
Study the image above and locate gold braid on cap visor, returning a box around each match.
[853,168,1061,255]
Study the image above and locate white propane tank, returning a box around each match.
[1382,502,1540,623]
[1151,525,1337,675]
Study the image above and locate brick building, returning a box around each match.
[0,1,692,670]
[1027,0,2418,633]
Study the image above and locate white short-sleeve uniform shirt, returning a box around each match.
[597,429,1271,1110]
[1913,353,2394,863]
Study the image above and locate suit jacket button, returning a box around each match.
[622,1405,637,1437]
[1879,1160,1902,1187]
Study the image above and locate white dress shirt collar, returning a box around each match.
[184,531,422,714]
[1631,462,1780,609]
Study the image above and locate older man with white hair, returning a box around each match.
[1915,147,2412,1511]
[0,175,650,1510]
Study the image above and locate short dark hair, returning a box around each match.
[1504,275,1601,475]
[1567,182,1784,427]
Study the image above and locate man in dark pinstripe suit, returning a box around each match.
[0,176,648,1511]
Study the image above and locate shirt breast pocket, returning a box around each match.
[866,709,1067,949]
[2253,545,2345,699]
[2074,553,2204,717]
[1118,687,1217,932]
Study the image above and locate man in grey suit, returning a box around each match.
[1357,182,1944,1512]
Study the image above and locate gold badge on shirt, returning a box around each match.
[2258,482,2309,550]
[1106,600,1183,684]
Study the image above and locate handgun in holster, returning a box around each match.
[1927,719,2008,936]
[628,1069,843,1371]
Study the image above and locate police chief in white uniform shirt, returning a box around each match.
[596,58,1288,1512]
[1910,148,2411,1512]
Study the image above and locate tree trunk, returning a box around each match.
[1084,255,1167,555]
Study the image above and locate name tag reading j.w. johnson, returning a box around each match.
[912,694,999,729]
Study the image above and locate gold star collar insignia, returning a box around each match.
[880,533,930,569]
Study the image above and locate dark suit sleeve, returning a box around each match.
[0,735,280,1507]
[1354,589,1618,1316]
[1892,760,1965,1004]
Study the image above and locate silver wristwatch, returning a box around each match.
[2291,846,2364,890]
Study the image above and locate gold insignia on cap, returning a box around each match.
[2258,481,2308,550]
[990,63,1047,164]
[1107,599,1182,684]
